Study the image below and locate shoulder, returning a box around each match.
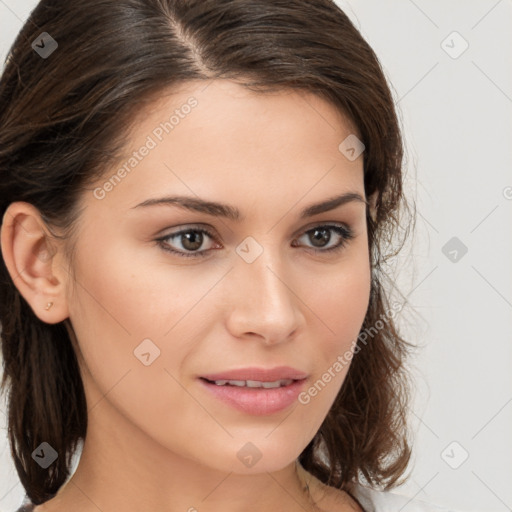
[350,483,457,512]
[302,467,455,512]
[12,484,458,512]
[14,503,35,512]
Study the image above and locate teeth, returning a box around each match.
[212,379,293,388]
[227,380,245,387]
[246,380,263,388]
[262,379,293,388]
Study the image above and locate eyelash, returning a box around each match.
[155,224,354,259]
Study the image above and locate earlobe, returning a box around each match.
[0,202,69,324]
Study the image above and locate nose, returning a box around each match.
[224,247,303,345]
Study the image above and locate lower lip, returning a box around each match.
[199,378,307,415]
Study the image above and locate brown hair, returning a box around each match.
[0,0,412,505]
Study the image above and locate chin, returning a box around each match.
[189,429,312,476]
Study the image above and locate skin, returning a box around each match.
[1,79,375,512]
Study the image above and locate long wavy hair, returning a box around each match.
[0,0,412,505]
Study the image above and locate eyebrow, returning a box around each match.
[131,192,367,221]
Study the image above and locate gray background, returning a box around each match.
[0,1,511,511]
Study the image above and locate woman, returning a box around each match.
[0,1,453,511]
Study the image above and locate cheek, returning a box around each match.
[65,243,207,444]
[65,236,229,409]
[67,234,216,342]
[298,249,371,407]
[313,250,371,348]
[64,241,167,393]
[323,265,370,323]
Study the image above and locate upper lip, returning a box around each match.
[201,366,308,382]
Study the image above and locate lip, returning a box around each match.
[198,366,309,415]
[199,378,307,415]
[200,366,308,382]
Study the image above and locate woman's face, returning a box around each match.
[63,79,371,474]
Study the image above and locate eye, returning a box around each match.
[155,223,354,258]
[156,226,219,258]
[292,224,354,254]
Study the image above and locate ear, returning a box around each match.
[1,202,70,324]
[367,191,379,222]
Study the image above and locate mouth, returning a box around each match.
[200,377,295,388]
[198,367,308,415]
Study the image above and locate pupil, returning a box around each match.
[182,231,203,251]
[311,228,330,247]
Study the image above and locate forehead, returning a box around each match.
[84,79,365,214]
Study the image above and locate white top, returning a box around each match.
[352,483,457,512]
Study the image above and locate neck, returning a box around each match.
[44,395,315,512]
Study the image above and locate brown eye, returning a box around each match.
[156,227,218,258]
[180,231,204,251]
[308,227,332,248]
[293,224,353,253]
